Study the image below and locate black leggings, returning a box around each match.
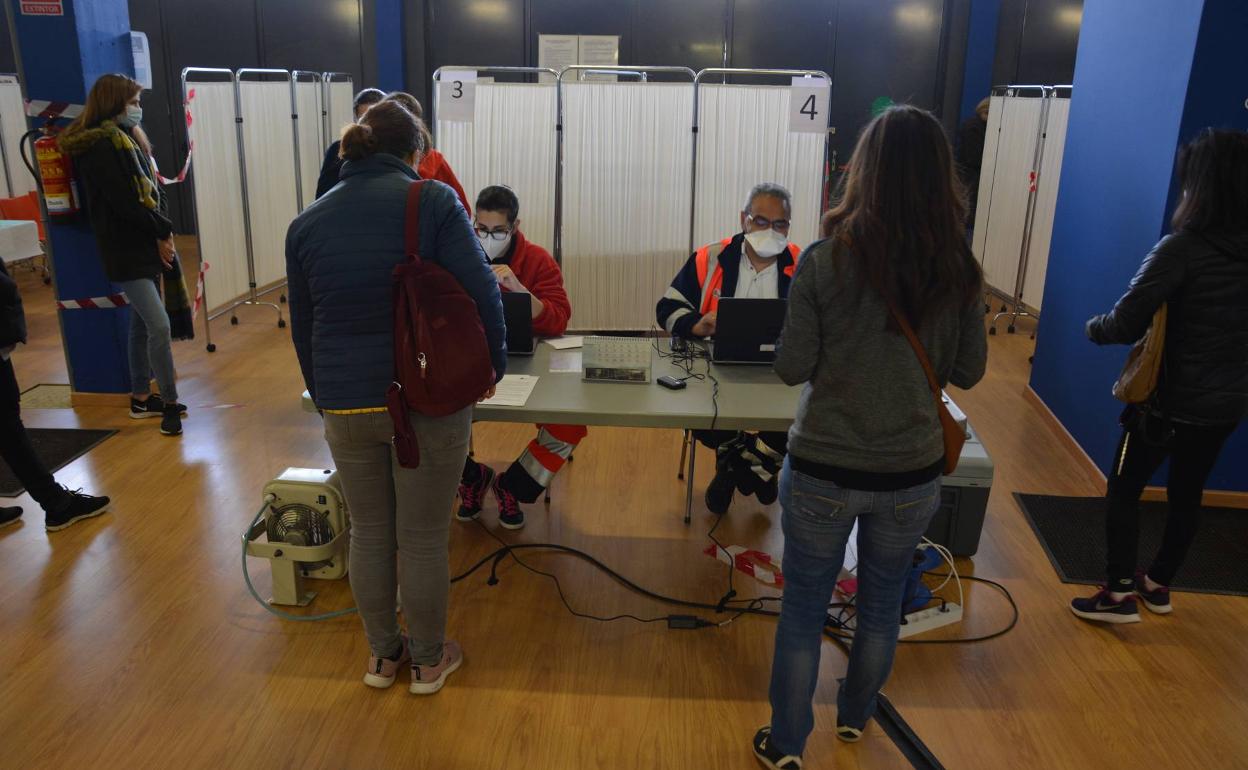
[0,358,62,511]
[1104,418,1237,590]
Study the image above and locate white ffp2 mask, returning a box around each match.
[744,229,787,259]
[479,232,513,261]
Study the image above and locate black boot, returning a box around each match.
[0,506,22,528]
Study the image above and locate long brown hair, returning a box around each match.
[383,91,433,159]
[1170,128,1248,234]
[821,105,982,331]
[65,73,152,156]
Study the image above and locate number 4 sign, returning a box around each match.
[438,69,477,123]
[789,75,828,135]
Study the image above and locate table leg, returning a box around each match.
[684,438,696,525]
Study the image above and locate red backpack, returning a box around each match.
[386,181,495,468]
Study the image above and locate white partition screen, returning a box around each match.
[561,82,694,330]
[186,80,250,314]
[1021,96,1071,310]
[436,82,557,252]
[293,79,324,208]
[325,78,355,147]
[238,80,299,289]
[0,77,34,198]
[694,84,824,249]
[972,93,1044,298]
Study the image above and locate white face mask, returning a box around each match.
[744,228,787,260]
[119,105,143,129]
[478,231,513,261]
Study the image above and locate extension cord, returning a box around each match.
[897,603,963,639]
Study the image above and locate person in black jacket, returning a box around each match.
[1072,129,1248,624]
[314,87,386,199]
[955,97,989,228]
[59,74,187,437]
[0,261,111,531]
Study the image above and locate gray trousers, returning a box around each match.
[323,407,472,665]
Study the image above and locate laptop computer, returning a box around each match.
[502,291,536,355]
[711,297,787,365]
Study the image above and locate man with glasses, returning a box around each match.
[656,182,800,516]
[457,185,581,530]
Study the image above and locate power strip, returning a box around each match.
[897,603,963,639]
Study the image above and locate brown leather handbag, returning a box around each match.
[888,305,966,475]
[1112,304,1167,404]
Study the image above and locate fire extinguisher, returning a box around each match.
[20,127,80,217]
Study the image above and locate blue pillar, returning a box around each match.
[9,0,135,396]
[375,0,405,93]
[959,0,1002,121]
[1030,0,1248,492]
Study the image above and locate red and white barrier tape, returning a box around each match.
[152,142,193,185]
[25,100,83,120]
[191,261,209,321]
[58,293,129,310]
[703,544,784,588]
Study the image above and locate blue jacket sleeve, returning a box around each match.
[656,252,703,339]
[425,183,508,381]
[285,221,317,402]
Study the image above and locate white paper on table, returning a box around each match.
[549,350,583,374]
[545,336,584,350]
[479,375,539,407]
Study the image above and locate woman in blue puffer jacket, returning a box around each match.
[286,99,505,695]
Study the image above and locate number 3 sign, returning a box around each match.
[438,69,477,123]
[789,76,828,135]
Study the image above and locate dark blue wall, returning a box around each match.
[1030,0,1248,491]
[960,0,1001,120]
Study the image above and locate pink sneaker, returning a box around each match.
[363,637,410,689]
[409,640,463,695]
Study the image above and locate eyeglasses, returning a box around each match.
[744,213,791,233]
[473,225,512,241]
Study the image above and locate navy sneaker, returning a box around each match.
[456,462,495,522]
[0,506,22,528]
[1134,569,1172,615]
[130,394,187,419]
[752,726,802,769]
[836,722,864,743]
[1070,588,1141,624]
[492,474,525,530]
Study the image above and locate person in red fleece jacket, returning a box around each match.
[456,185,583,530]
[383,92,471,215]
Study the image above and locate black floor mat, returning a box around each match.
[0,429,116,497]
[1016,493,1248,596]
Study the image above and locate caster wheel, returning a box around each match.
[989,327,997,336]
[42,277,51,285]
[1028,355,1034,364]
[983,303,990,315]
[230,316,239,326]
[278,319,287,329]
[206,343,217,353]
[1007,325,1016,334]
[1001,304,1008,312]
[1030,332,1036,340]
[280,294,287,304]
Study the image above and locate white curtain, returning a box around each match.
[1021,97,1071,311]
[293,79,324,209]
[436,82,557,252]
[185,80,250,315]
[561,82,694,331]
[694,84,825,249]
[0,79,34,198]
[972,94,1044,299]
[238,80,299,290]
[325,79,355,148]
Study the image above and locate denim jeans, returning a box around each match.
[115,276,178,402]
[324,407,472,665]
[768,457,941,756]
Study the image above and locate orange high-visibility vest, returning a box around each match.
[693,239,801,314]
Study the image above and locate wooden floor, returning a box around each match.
[2,247,1247,770]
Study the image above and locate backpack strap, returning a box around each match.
[405,181,425,263]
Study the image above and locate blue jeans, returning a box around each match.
[115,277,178,402]
[768,457,941,756]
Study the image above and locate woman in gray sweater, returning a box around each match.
[752,106,987,770]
